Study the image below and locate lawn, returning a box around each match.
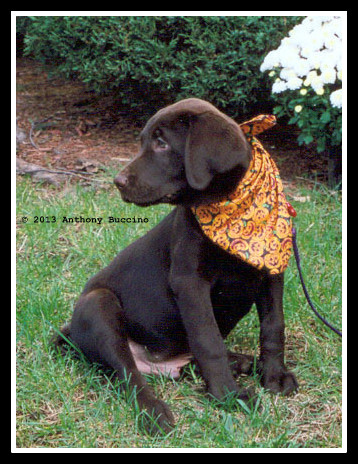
[15,171,343,449]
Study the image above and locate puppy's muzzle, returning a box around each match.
[114,173,128,190]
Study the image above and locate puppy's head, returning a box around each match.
[114,98,252,206]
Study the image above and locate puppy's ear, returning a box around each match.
[185,112,251,190]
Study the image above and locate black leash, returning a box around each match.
[292,227,342,337]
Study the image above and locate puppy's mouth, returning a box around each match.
[120,192,181,207]
[161,193,181,203]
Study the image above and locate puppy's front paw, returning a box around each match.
[261,369,298,396]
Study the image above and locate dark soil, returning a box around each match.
[16,58,330,185]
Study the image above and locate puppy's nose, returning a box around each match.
[114,173,128,190]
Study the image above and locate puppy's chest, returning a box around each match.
[198,242,263,286]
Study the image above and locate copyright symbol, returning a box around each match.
[21,217,28,223]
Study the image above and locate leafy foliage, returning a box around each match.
[273,89,342,153]
[17,16,301,118]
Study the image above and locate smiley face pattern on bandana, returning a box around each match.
[191,115,293,275]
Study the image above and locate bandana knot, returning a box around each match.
[191,115,294,275]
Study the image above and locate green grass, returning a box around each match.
[16,172,343,449]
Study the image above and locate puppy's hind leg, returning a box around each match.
[69,288,175,433]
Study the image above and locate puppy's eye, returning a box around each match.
[155,137,169,150]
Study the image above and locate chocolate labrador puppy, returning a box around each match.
[56,98,298,433]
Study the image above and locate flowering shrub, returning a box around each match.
[260,16,342,153]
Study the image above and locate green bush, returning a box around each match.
[18,16,301,118]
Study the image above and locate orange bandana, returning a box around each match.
[191,115,294,275]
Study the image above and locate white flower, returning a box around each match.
[323,16,342,39]
[324,33,340,51]
[321,68,336,84]
[304,70,318,86]
[288,24,309,46]
[320,50,340,70]
[261,15,343,106]
[300,16,315,33]
[292,58,311,77]
[308,16,332,31]
[309,30,325,51]
[301,46,313,58]
[278,44,300,68]
[307,51,323,70]
[332,17,343,38]
[330,89,342,108]
[272,79,287,94]
[336,55,342,73]
[286,76,303,90]
[280,68,297,81]
[310,75,324,93]
[260,50,280,72]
